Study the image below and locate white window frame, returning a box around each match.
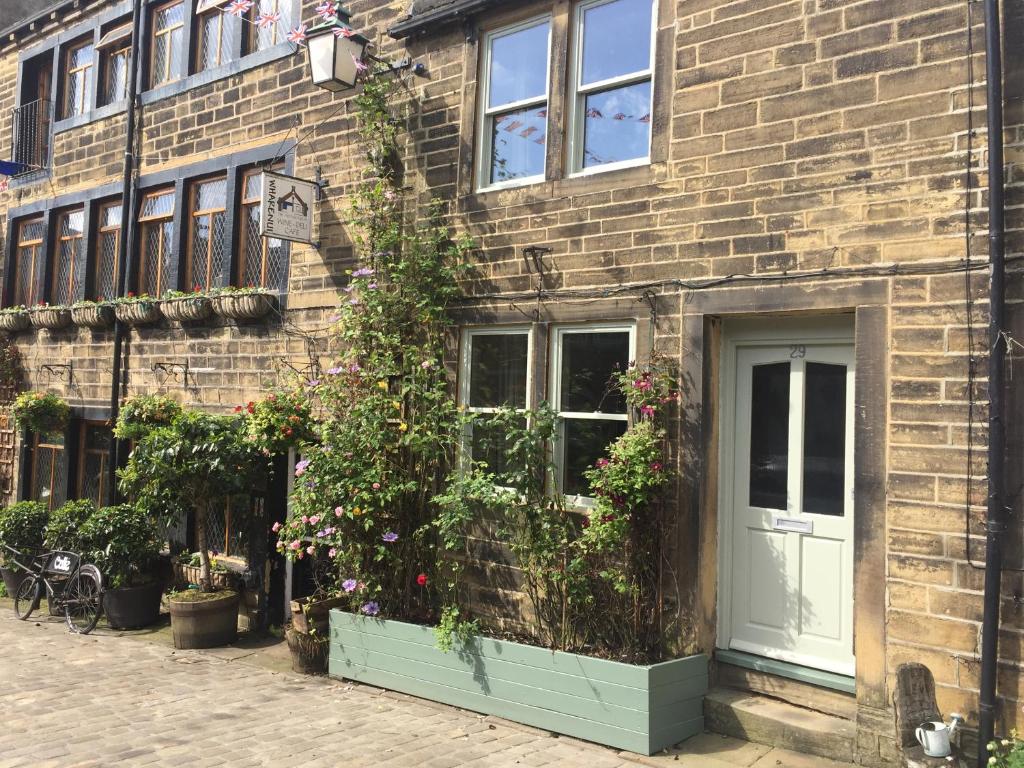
[549,322,636,506]
[459,326,534,472]
[566,0,657,177]
[475,16,552,193]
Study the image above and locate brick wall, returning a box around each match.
[1,0,1023,755]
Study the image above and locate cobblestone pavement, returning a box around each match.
[0,611,852,768]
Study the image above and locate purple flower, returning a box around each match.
[352,267,375,278]
[294,459,311,477]
[307,379,321,387]
[382,532,398,543]
[342,579,358,592]
[349,298,360,306]
[348,363,362,373]
[327,366,343,375]
[361,601,380,616]
[367,282,378,290]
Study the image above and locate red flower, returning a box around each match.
[246,401,255,414]
[416,573,427,587]
[234,405,243,413]
[193,285,202,293]
[127,291,135,298]
[285,428,293,437]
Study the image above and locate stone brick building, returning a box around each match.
[0,0,1021,764]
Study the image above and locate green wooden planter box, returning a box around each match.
[329,610,707,755]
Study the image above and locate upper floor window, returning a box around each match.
[94,202,122,301]
[53,208,85,306]
[62,39,94,119]
[97,22,133,106]
[187,176,228,292]
[137,188,175,296]
[569,0,654,173]
[151,1,185,88]
[12,218,45,307]
[196,7,234,72]
[478,18,551,190]
[239,168,287,291]
[245,0,290,54]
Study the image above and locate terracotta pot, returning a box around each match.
[291,595,346,634]
[211,292,275,321]
[71,304,115,329]
[0,311,30,332]
[168,590,239,649]
[29,307,72,330]
[115,301,162,326]
[103,581,163,630]
[286,627,328,675]
[161,296,212,323]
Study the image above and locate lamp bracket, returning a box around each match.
[39,363,72,383]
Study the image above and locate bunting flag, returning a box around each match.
[256,10,281,28]
[226,0,253,16]
[316,1,337,20]
[287,24,308,44]
[333,25,356,38]
[353,56,368,73]
[586,107,603,118]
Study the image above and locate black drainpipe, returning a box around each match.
[977,0,1007,760]
[106,0,145,502]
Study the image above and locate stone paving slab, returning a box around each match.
[0,610,856,767]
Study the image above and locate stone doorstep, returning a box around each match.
[704,687,857,763]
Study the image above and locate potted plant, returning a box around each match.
[70,300,115,329]
[210,286,276,321]
[44,498,95,552]
[0,501,47,596]
[114,294,162,326]
[81,504,164,630]
[0,306,31,333]
[12,391,70,437]
[172,551,239,591]
[28,303,72,330]
[286,626,328,675]
[118,409,268,648]
[112,394,182,441]
[160,289,213,323]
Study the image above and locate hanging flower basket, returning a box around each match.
[115,299,162,327]
[161,295,212,323]
[71,303,115,329]
[0,310,30,333]
[12,391,70,437]
[211,291,275,321]
[28,307,72,331]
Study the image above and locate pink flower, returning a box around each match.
[596,458,610,468]
[640,404,656,417]
[309,515,320,526]
[301,515,309,523]
[271,522,281,532]
[334,507,344,517]
[306,545,315,556]
[289,540,301,550]
[372,482,381,490]
[633,379,652,391]
[420,360,433,369]
[328,548,337,558]
[650,461,663,472]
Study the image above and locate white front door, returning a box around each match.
[720,321,856,676]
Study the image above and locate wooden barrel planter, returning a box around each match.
[71,303,115,329]
[168,590,239,649]
[115,300,162,327]
[0,311,31,333]
[291,595,346,634]
[286,627,328,675]
[211,292,275,321]
[28,307,72,330]
[103,581,163,630]
[161,296,212,323]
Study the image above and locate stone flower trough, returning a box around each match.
[329,611,707,755]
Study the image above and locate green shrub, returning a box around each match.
[0,501,48,566]
[80,504,163,589]
[45,499,96,551]
[12,391,69,437]
[114,394,182,441]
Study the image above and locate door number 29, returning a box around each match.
[789,345,806,358]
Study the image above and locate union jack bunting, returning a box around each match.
[333,26,356,38]
[585,107,603,118]
[316,1,337,20]
[287,24,308,44]
[256,11,281,28]
[638,113,651,123]
[353,56,368,73]
[226,0,253,16]
[613,113,628,120]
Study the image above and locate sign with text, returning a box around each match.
[260,171,315,245]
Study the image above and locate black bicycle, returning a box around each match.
[3,544,103,633]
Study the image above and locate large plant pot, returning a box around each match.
[291,595,346,634]
[286,627,328,675]
[161,296,212,323]
[0,566,28,596]
[115,301,162,327]
[0,311,30,333]
[103,582,163,630]
[169,590,239,649]
[29,307,72,330]
[330,611,709,755]
[211,292,275,321]
[71,304,115,329]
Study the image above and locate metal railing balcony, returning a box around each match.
[10,99,53,175]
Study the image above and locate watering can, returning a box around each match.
[915,713,965,758]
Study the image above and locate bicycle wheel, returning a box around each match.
[14,576,41,620]
[64,567,102,634]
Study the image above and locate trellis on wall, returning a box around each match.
[0,341,24,502]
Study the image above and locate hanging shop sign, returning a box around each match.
[260,171,316,245]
